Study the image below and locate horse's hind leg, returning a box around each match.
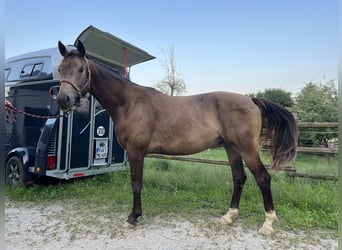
[243,152,278,235]
[220,144,246,225]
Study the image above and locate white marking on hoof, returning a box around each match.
[258,211,277,236]
[219,208,238,225]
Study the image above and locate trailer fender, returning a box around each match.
[34,118,58,175]
[6,147,30,167]
[5,147,35,185]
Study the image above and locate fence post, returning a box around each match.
[287,159,297,183]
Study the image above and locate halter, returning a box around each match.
[59,57,92,98]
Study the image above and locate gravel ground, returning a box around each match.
[5,199,337,250]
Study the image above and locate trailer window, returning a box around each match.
[5,68,10,80]
[20,63,43,78]
[31,63,43,77]
[20,64,34,78]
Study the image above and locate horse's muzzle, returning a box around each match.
[56,92,82,113]
[56,94,72,112]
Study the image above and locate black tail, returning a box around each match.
[252,98,298,170]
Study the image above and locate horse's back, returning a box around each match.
[142,90,261,155]
[157,91,260,127]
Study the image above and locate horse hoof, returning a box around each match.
[123,221,136,229]
[220,208,238,225]
[258,225,274,236]
[258,211,277,236]
[219,216,232,224]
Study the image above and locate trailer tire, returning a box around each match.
[5,156,25,186]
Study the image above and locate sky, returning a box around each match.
[5,0,337,96]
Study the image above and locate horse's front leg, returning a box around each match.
[126,151,145,225]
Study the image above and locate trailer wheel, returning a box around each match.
[5,156,24,186]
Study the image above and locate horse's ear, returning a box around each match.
[58,41,67,57]
[76,40,86,57]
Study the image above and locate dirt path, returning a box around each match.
[5,199,337,250]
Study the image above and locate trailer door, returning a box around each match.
[58,96,92,171]
[56,94,126,177]
[92,103,111,166]
[92,97,126,166]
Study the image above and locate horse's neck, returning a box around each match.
[89,62,132,122]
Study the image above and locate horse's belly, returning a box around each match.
[147,129,220,155]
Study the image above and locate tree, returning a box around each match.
[295,80,337,122]
[155,46,186,96]
[294,79,338,147]
[248,88,294,108]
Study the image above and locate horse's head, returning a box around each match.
[56,40,91,112]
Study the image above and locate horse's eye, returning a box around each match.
[78,67,84,73]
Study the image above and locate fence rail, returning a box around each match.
[146,122,338,181]
[297,146,337,154]
[298,122,338,128]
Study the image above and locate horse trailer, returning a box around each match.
[5,26,155,185]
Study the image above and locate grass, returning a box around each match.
[193,147,338,175]
[5,147,337,236]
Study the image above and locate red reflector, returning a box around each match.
[73,173,84,178]
[46,155,56,170]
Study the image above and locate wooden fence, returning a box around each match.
[146,122,338,181]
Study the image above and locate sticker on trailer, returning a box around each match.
[97,126,105,136]
[95,139,108,159]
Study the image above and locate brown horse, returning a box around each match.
[56,41,298,235]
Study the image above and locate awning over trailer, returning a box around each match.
[75,25,155,68]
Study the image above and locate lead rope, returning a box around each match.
[5,101,64,125]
